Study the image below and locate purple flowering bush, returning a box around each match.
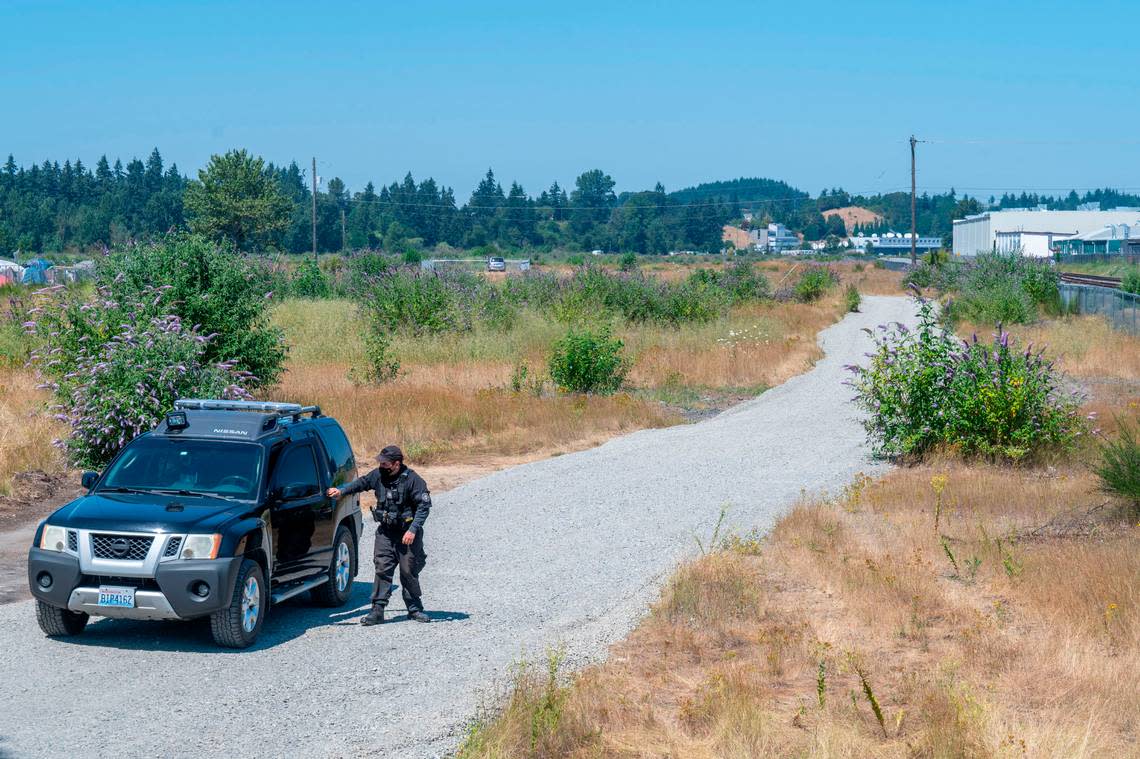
[27,286,254,469]
[849,295,1085,460]
[99,234,286,386]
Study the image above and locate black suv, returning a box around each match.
[27,399,363,648]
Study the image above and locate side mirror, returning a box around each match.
[279,482,318,501]
[81,471,99,490]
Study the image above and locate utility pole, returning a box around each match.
[910,135,917,266]
[310,154,319,264]
[340,208,346,252]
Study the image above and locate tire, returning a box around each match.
[311,525,356,607]
[210,559,266,649]
[35,600,88,637]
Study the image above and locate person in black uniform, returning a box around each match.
[326,445,431,625]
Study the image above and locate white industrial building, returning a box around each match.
[952,208,1140,257]
[849,232,942,253]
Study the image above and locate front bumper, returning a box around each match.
[29,548,243,621]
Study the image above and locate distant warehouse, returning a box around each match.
[952,208,1140,257]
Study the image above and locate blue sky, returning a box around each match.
[2,0,1138,200]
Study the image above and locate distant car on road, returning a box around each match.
[487,256,506,272]
[27,399,363,648]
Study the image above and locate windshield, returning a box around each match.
[99,437,263,501]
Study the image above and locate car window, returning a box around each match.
[317,424,354,484]
[100,438,262,500]
[274,444,320,490]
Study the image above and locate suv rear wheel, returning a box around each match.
[35,600,88,636]
[210,559,266,648]
[312,524,355,607]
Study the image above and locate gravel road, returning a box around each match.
[0,295,916,759]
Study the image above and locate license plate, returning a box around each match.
[97,585,135,608]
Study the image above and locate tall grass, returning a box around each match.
[0,369,65,495]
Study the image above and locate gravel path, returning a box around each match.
[0,295,916,759]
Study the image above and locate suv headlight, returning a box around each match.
[40,525,68,552]
[181,534,222,560]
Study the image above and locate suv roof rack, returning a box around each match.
[174,399,322,421]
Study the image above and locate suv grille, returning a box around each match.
[163,536,183,558]
[67,530,78,552]
[81,575,160,591]
[91,534,153,561]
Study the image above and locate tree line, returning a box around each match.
[3,147,1137,256]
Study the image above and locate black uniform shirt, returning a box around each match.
[339,465,432,534]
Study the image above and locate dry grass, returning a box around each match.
[461,459,1140,758]
[271,364,678,465]
[0,368,65,495]
[268,282,863,466]
[1012,316,1140,382]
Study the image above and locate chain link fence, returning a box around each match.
[1059,284,1140,335]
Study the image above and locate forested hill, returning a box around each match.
[2,149,1137,256]
[667,177,808,206]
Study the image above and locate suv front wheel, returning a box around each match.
[312,524,356,607]
[210,559,266,648]
[36,600,89,637]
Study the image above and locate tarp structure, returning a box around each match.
[21,258,52,285]
[0,258,24,286]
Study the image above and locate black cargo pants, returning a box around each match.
[371,524,426,613]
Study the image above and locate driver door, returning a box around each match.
[269,441,330,578]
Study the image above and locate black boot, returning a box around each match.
[407,610,431,623]
[361,605,385,626]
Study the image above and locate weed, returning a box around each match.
[844,283,861,313]
[941,536,960,577]
[964,555,982,583]
[695,506,729,555]
[722,528,764,556]
[816,658,827,708]
[931,472,949,532]
[996,538,1023,578]
[847,653,888,737]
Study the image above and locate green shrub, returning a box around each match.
[1095,419,1140,511]
[850,295,1085,460]
[946,276,1034,325]
[480,289,519,332]
[98,233,286,386]
[903,263,935,289]
[942,253,1059,325]
[290,258,331,298]
[402,247,423,265]
[721,260,771,303]
[619,252,638,271]
[794,268,838,303]
[349,325,400,385]
[548,326,629,394]
[844,284,861,313]
[357,267,480,335]
[1122,269,1140,295]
